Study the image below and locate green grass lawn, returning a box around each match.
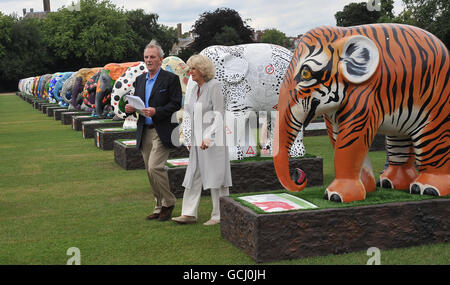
[0,93,448,265]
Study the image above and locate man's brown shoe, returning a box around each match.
[158,205,174,221]
[146,213,160,220]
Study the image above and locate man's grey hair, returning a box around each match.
[144,40,164,58]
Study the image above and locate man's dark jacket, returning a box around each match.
[133,69,182,149]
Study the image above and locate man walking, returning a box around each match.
[125,40,182,221]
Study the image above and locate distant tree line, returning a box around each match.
[0,0,178,92]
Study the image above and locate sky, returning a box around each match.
[0,0,405,37]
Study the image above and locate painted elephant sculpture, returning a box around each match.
[61,72,77,107]
[52,72,74,106]
[111,56,190,129]
[47,73,65,103]
[94,62,141,118]
[32,76,41,97]
[38,74,53,100]
[71,67,102,111]
[273,23,450,203]
[181,43,305,160]
[19,77,34,96]
[81,71,101,112]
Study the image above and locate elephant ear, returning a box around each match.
[340,35,380,84]
[220,53,248,84]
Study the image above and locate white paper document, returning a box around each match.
[238,193,318,212]
[124,95,149,117]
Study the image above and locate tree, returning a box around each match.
[335,1,395,27]
[213,26,241,46]
[0,17,52,92]
[0,12,14,59]
[260,29,289,47]
[396,0,449,48]
[335,2,380,27]
[125,9,178,59]
[42,0,135,69]
[191,8,254,52]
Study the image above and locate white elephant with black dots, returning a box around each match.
[180,43,306,160]
[110,56,190,129]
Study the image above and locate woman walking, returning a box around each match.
[172,54,232,226]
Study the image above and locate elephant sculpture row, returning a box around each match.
[18,43,307,162]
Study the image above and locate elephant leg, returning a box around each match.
[409,123,450,197]
[325,128,371,202]
[379,136,418,190]
[289,128,306,158]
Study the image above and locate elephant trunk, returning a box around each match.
[95,87,112,118]
[273,92,307,192]
[72,77,83,110]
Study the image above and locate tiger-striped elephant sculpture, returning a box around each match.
[273,23,450,203]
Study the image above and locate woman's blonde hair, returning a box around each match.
[187,54,215,82]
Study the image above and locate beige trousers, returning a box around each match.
[141,127,176,214]
[181,158,229,221]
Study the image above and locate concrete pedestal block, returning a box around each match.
[369,134,386,151]
[41,104,58,113]
[113,140,190,170]
[33,100,47,109]
[53,108,69,120]
[46,106,66,117]
[61,111,91,125]
[95,128,137,150]
[72,115,99,131]
[81,119,125,138]
[220,197,449,263]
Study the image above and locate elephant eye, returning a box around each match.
[301,67,312,80]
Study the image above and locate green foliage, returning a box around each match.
[213,26,242,46]
[0,17,52,92]
[335,2,381,26]
[125,9,178,59]
[191,8,254,52]
[335,0,396,26]
[260,28,289,47]
[43,0,135,67]
[396,0,450,48]
[0,12,14,58]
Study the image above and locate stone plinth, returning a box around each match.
[95,128,137,150]
[60,111,91,125]
[167,157,323,198]
[81,119,125,139]
[40,104,58,113]
[114,139,190,170]
[369,134,386,151]
[53,107,69,120]
[46,106,66,117]
[220,197,449,263]
[33,100,47,109]
[114,140,144,170]
[304,122,327,136]
[72,115,99,131]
